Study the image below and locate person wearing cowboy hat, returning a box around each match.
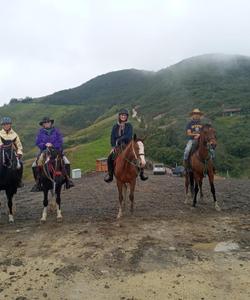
[183,108,204,168]
[0,116,24,187]
[104,109,148,183]
[30,117,74,192]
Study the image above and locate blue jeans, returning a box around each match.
[184,140,194,161]
[184,140,216,160]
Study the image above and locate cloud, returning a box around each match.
[1,0,250,104]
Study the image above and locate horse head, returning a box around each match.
[0,137,18,169]
[200,124,217,150]
[42,147,65,185]
[133,135,146,168]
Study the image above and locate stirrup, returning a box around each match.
[140,173,148,181]
[66,179,74,189]
[104,174,113,183]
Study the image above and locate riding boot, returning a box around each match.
[65,164,74,189]
[104,154,114,183]
[17,162,24,188]
[30,166,42,192]
[139,168,148,181]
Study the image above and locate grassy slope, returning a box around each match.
[2,54,250,179]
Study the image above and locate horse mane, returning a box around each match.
[201,124,212,131]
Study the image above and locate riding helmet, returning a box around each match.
[1,117,12,125]
[118,109,129,116]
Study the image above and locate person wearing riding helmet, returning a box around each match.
[104,109,148,183]
[183,108,204,168]
[0,117,24,187]
[30,117,74,192]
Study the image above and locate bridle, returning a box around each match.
[41,148,65,191]
[0,143,16,169]
[123,140,145,168]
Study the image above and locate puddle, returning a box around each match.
[214,241,240,252]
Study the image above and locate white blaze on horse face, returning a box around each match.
[137,141,146,167]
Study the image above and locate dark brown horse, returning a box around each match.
[185,124,220,210]
[39,147,67,222]
[0,139,22,223]
[114,135,146,219]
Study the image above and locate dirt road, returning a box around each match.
[0,173,249,300]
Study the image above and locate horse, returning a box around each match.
[38,147,67,222]
[0,138,22,223]
[114,135,146,219]
[185,124,220,211]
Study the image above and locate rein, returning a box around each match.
[0,143,16,169]
[195,134,214,175]
[41,149,65,192]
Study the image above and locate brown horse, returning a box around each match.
[185,124,220,211]
[114,135,146,219]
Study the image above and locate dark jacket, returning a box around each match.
[36,127,63,151]
[111,122,133,147]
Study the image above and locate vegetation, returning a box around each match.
[1,53,250,179]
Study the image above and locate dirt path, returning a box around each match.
[0,173,249,300]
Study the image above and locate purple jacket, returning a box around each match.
[36,127,63,151]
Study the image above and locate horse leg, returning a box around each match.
[55,185,63,222]
[192,181,199,208]
[41,189,49,222]
[6,190,14,223]
[208,171,220,211]
[122,184,127,210]
[189,171,195,197]
[184,172,189,204]
[116,181,123,219]
[129,180,136,214]
[199,180,204,202]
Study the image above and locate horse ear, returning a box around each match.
[133,134,137,141]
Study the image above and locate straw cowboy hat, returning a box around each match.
[189,108,204,116]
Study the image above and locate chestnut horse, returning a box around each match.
[114,135,146,219]
[185,124,220,211]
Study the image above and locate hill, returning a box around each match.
[1,53,250,178]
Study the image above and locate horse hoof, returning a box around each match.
[57,216,63,223]
[9,215,14,223]
[40,218,46,223]
[215,203,221,211]
[116,213,122,220]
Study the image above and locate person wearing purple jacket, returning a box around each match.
[31,117,74,192]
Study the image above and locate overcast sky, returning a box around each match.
[1,0,250,105]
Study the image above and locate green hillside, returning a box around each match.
[1,54,250,179]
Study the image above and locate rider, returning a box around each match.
[183,108,203,168]
[0,117,23,187]
[31,117,74,192]
[104,109,148,183]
